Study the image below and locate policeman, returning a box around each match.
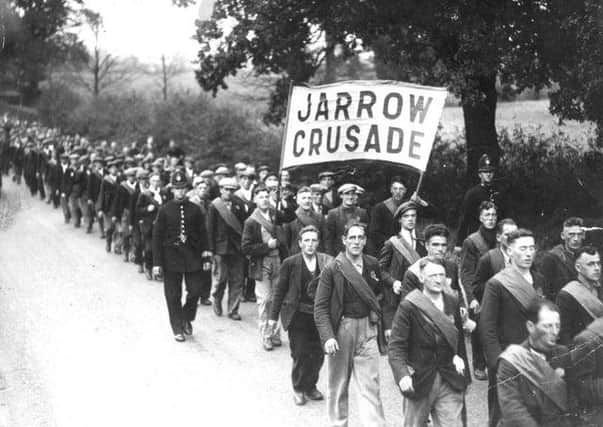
[152,170,212,342]
[456,154,504,245]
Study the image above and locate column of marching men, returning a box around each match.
[3,116,603,427]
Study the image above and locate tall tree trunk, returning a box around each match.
[93,48,100,97]
[323,30,336,84]
[161,54,168,101]
[462,74,500,181]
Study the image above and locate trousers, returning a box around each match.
[288,312,324,393]
[255,255,281,339]
[211,254,244,315]
[326,316,385,427]
[402,372,464,427]
[163,270,203,335]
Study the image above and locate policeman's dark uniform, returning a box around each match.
[152,170,211,340]
[457,154,504,244]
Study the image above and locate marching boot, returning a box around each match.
[137,264,144,274]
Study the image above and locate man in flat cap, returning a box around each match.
[318,171,338,212]
[369,176,407,256]
[208,177,247,320]
[285,186,326,256]
[97,158,120,252]
[324,183,369,256]
[379,201,427,340]
[257,165,270,183]
[110,166,137,259]
[137,172,167,280]
[152,170,211,342]
[69,154,86,228]
[310,184,327,216]
[59,153,75,224]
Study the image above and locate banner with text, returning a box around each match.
[280,80,447,172]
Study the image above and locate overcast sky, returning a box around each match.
[77,0,201,64]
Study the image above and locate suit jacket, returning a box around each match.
[314,254,384,348]
[59,164,74,195]
[368,200,400,256]
[569,321,603,424]
[96,176,118,214]
[270,252,333,330]
[497,341,572,427]
[324,205,369,256]
[378,239,426,329]
[241,213,288,280]
[152,199,209,272]
[207,197,246,255]
[538,245,577,301]
[388,292,470,399]
[556,285,603,346]
[472,247,506,302]
[480,271,545,371]
[136,190,167,236]
[285,212,326,256]
[399,258,460,302]
[111,181,136,220]
[85,172,103,204]
[460,227,496,300]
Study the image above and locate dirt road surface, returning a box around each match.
[0,180,487,427]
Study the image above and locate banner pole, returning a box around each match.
[414,171,425,197]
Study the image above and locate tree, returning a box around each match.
[185,0,572,178]
[0,0,87,104]
[154,54,188,101]
[68,8,141,97]
[547,0,603,145]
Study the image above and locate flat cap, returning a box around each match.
[199,169,214,178]
[124,167,138,177]
[394,201,419,220]
[318,171,335,179]
[136,169,149,179]
[218,177,239,190]
[214,166,230,175]
[338,183,360,195]
[310,183,326,193]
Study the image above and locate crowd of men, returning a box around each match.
[2,115,603,427]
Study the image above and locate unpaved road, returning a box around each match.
[0,180,487,427]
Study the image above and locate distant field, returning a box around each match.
[439,99,595,144]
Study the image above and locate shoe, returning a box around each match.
[474,369,488,381]
[137,264,144,274]
[246,295,257,303]
[123,253,129,262]
[174,334,185,342]
[145,270,153,281]
[293,390,306,406]
[213,300,223,316]
[100,233,106,239]
[199,298,211,306]
[304,388,324,401]
[105,241,111,253]
[271,336,282,347]
[183,321,193,336]
[262,337,274,351]
[228,313,242,321]
[86,228,92,234]
[114,248,122,255]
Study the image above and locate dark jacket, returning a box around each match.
[460,226,496,299]
[497,341,572,427]
[110,181,136,220]
[207,197,246,255]
[538,245,577,301]
[59,164,74,196]
[86,171,103,204]
[480,271,545,371]
[569,320,603,424]
[556,285,603,346]
[314,254,384,348]
[270,252,333,330]
[284,213,326,256]
[457,183,504,244]
[324,205,369,256]
[399,258,460,302]
[96,176,118,214]
[378,239,426,329]
[152,199,209,272]
[368,200,399,256]
[241,212,288,280]
[388,292,470,399]
[472,247,507,302]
